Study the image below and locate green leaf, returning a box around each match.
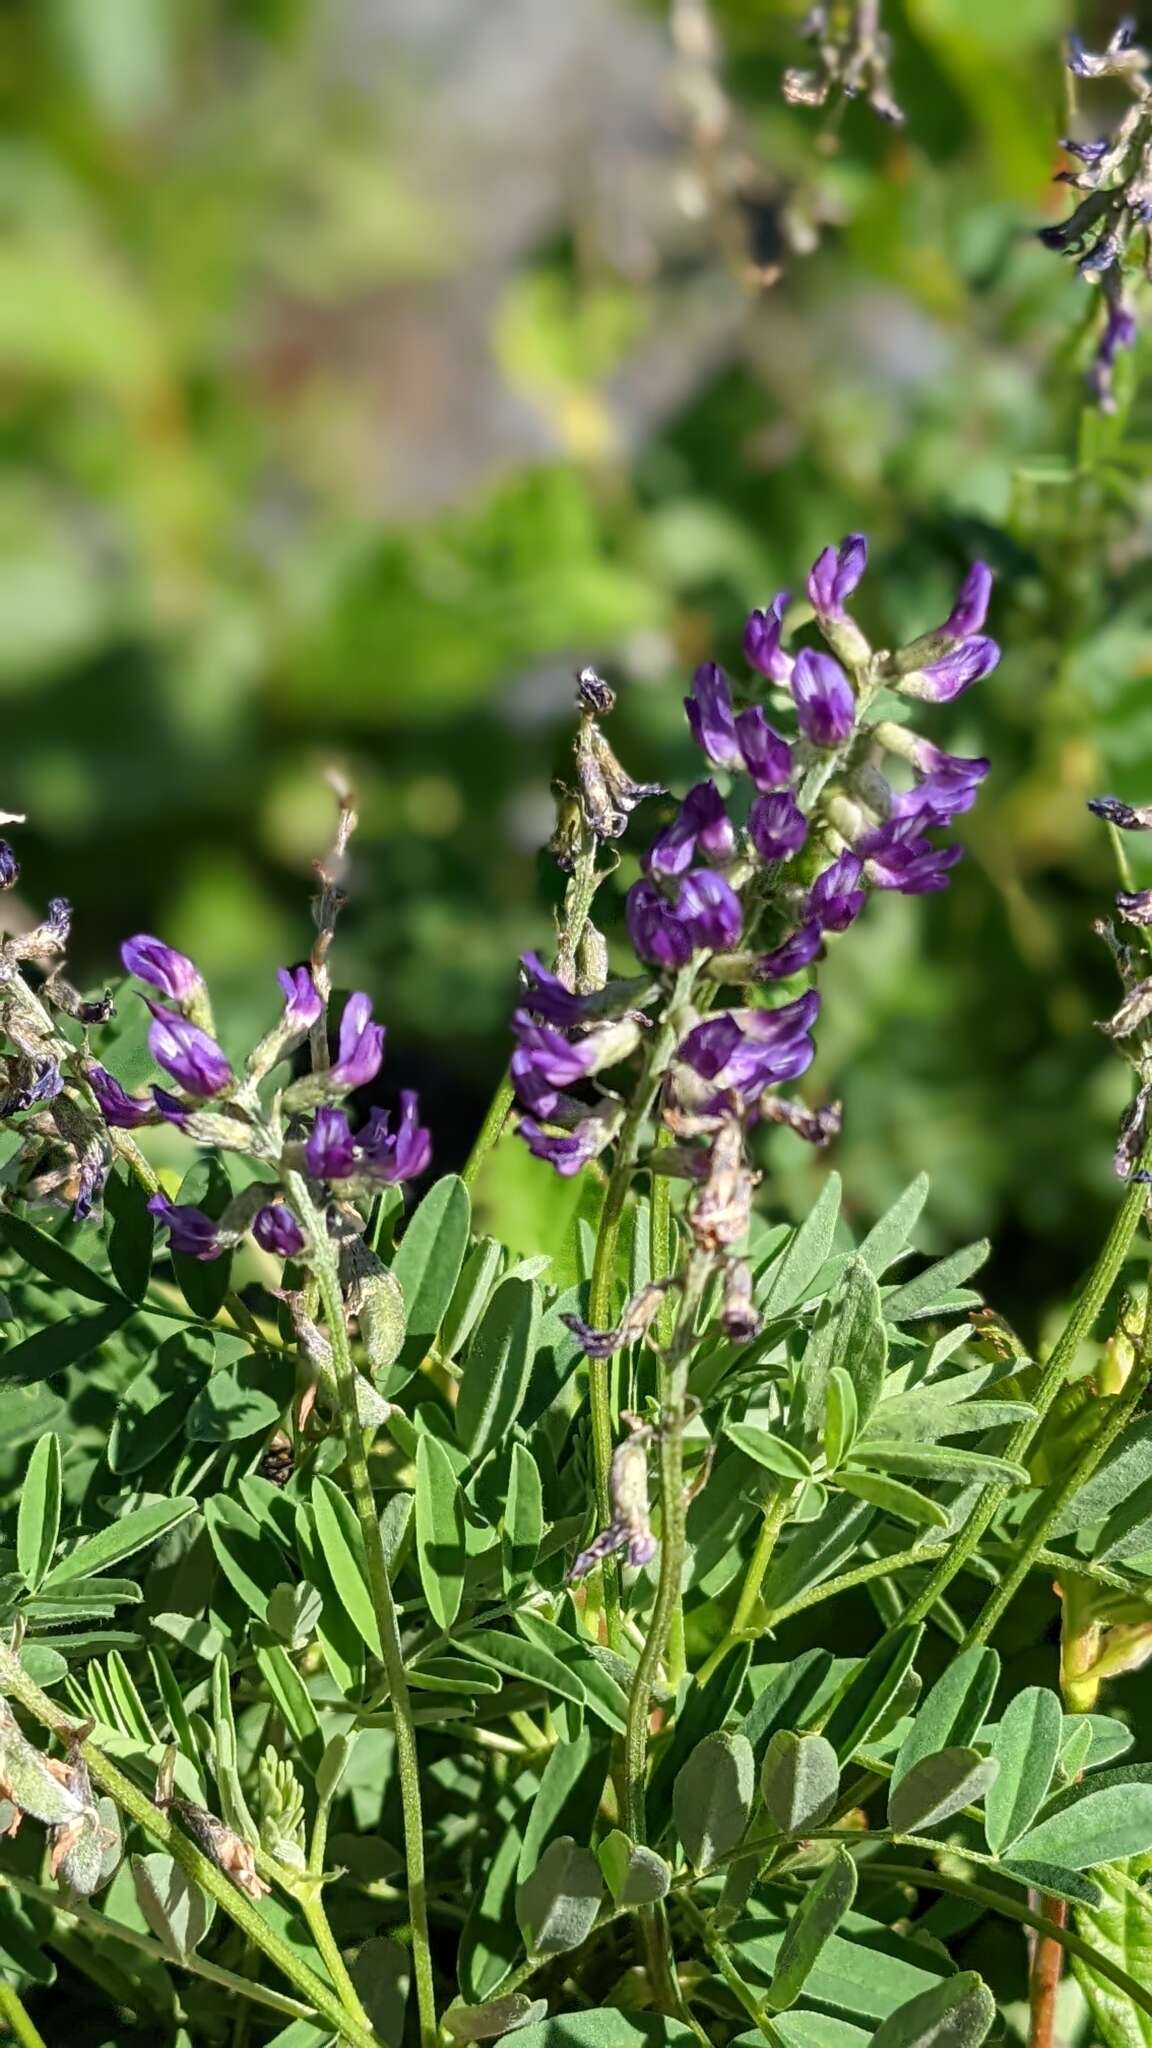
[104,1166,154,1300]
[888,1747,998,1835]
[740,1653,834,1757]
[132,1852,214,1960]
[1072,1853,1152,2048]
[202,1495,285,1619]
[440,1237,505,1361]
[352,1936,410,2047]
[170,1156,234,1319]
[457,1276,539,1464]
[186,1350,293,1443]
[1000,1862,1103,1909]
[502,1442,544,1591]
[597,1829,670,1905]
[762,1496,875,1613]
[507,2016,697,2048]
[310,1475,381,1654]
[649,1643,751,1823]
[1050,1415,1152,1539]
[760,1731,840,1833]
[849,1441,1027,1484]
[767,1848,858,2010]
[759,1174,842,1316]
[518,1726,605,1881]
[415,1434,467,1631]
[108,1329,214,1474]
[725,1910,949,2020]
[1066,1714,1134,1773]
[723,1426,812,1482]
[17,1431,61,1591]
[1097,1473,1152,1561]
[857,1176,930,1277]
[674,1731,755,1871]
[820,1628,923,1764]
[984,1686,1063,1856]
[516,1835,602,1956]
[836,1471,949,1529]
[823,1366,859,1470]
[0,1300,135,1384]
[0,1211,125,1306]
[388,1175,471,1386]
[870,1973,995,2048]
[1013,1785,1152,1870]
[892,1648,999,1789]
[45,1496,197,1587]
[444,1995,548,2043]
[462,1630,587,1709]
[882,1243,989,1323]
[459,1818,524,2003]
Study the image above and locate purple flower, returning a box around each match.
[734,708,793,793]
[518,1114,614,1176]
[0,843,18,890]
[152,1087,191,1128]
[147,1005,233,1098]
[510,1014,638,1116]
[277,965,323,1031]
[685,662,743,772]
[807,533,867,618]
[147,1193,222,1261]
[627,869,742,968]
[758,920,824,981]
[1090,293,1138,411]
[912,637,1000,703]
[1061,135,1110,165]
[808,854,865,933]
[359,1094,433,1183]
[88,1065,155,1130]
[253,1204,306,1258]
[860,822,964,895]
[791,648,855,747]
[743,593,794,682]
[122,936,202,1005]
[627,882,695,971]
[679,993,820,1098]
[646,782,736,877]
[330,993,385,1090]
[942,563,992,639]
[305,1106,357,1179]
[516,953,588,1027]
[749,792,808,863]
[889,760,989,830]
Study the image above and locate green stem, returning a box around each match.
[286,1171,437,2048]
[964,1294,1152,1647]
[695,1486,793,1686]
[299,1894,372,2033]
[898,1146,1152,1632]
[0,1649,376,2048]
[460,1075,516,1191]
[762,1543,940,1626]
[674,1894,781,2047]
[0,1983,47,2048]
[877,1862,1152,2022]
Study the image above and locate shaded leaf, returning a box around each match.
[767,1848,858,2011]
[870,1973,995,2048]
[415,1434,467,1632]
[17,1431,61,1591]
[760,1731,840,1834]
[888,1747,998,1835]
[516,1836,602,1956]
[674,1731,755,1871]
[892,1648,999,1790]
[985,1687,1063,1856]
[458,1276,539,1464]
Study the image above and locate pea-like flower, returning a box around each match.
[791,648,856,747]
[645,782,736,877]
[253,1204,306,1258]
[808,853,866,932]
[807,533,868,619]
[749,791,808,863]
[685,665,792,790]
[147,1193,222,1261]
[121,935,203,1006]
[743,592,794,683]
[87,1065,155,1130]
[305,1106,357,1180]
[627,869,743,969]
[277,965,324,1031]
[359,1094,433,1183]
[329,992,385,1090]
[146,1005,233,1098]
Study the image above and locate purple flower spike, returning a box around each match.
[147,1004,233,1098]
[627,881,695,971]
[685,663,743,772]
[914,636,1000,702]
[743,592,794,682]
[147,1193,222,1261]
[943,563,993,639]
[360,1093,433,1183]
[306,1106,357,1180]
[749,792,808,864]
[676,869,743,952]
[122,936,202,1005]
[808,853,866,933]
[277,965,323,1031]
[517,953,588,1027]
[734,708,793,793]
[646,782,736,877]
[758,920,824,981]
[791,648,856,747]
[330,992,386,1089]
[88,1065,155,1130]
[807,533,868,618]
[253,1204,306,1258]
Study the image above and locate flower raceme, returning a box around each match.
[509,535,999,1223]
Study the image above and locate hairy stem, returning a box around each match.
[695,1485,793,1686]
[898,1147,1152,1632]
[964,1291,1152,1647]
[0,1647,377,2048]
[286,1171,437,2048]
[299,1893,372,2034]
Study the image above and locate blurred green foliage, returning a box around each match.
[3,0,1152,1330]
